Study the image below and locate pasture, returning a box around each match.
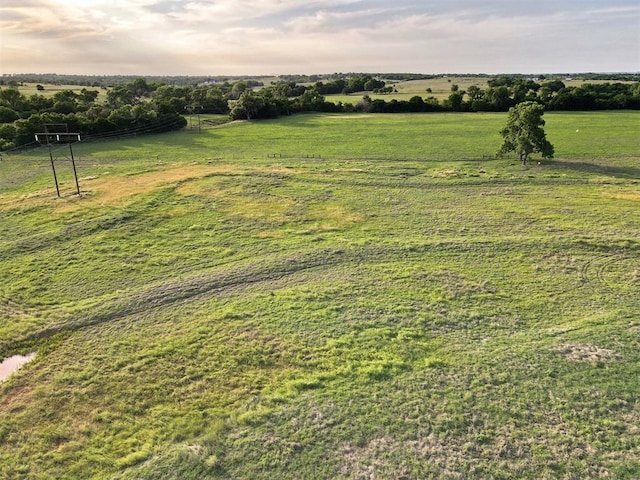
[324,76,638,105]
[326,77,491,104]
[0,111,639,479]
[13,83,108,101]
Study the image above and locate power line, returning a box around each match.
[6,114,187,162]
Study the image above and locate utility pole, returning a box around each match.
[35,123,81,197]
[69,134,81,195]
[184,105,204,133]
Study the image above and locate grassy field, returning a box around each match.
[326,77,490,104]
[14,83,108,100]
[325,77,638,105]
[0,111,639,479]
[10,77,629,106]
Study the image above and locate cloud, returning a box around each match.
[284,7,401,34]
[1,0,638,74]
[163,0,361,25]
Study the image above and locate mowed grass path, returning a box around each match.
[0,112,639,479]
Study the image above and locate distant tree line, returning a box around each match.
[0,78,198,150]
[3,72,638,88]
[228,76,640,120]
[1,74,639,150]
[0,74,267,88]
[0,78,277,149]
[0,76,389,149]
[437,78,640,112]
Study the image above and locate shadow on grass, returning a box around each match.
[550,159,640,179]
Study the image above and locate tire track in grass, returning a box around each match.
[579,254,639,290]
[6,246,372,349]
[5,240,500,350]
[8,236,632,352]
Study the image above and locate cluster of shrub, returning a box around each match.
[0,75,638,150]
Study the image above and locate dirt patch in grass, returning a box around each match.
[256,230,287,238]
[0,163,231,213]
[307,204,367,230]
[602,192,640,202]
[59,163,229,211]
[552,343,622,362]
[175,166,301,198]
[325,114,371,119]
[433,169,460,178]
[339,435,477,479]
[0,386,34,413]
[1,162,302,214]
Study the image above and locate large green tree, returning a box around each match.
[230,90,263,120]
[498,101,554,165]
[0,88,26,111]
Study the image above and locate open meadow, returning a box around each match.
[0,111,639,479]
[323,77,638,105]
[326,77,492,104]
[14,83,109,101]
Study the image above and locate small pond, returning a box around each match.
[0,353,36,382]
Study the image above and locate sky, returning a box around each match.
[1,0,639,76]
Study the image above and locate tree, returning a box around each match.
[498,101,554,166]
[128,78,153,99]
[0,123,17,150]
[467,85,483,102]
[230,90,262,120]
[27,94,54,112]
[107,86,135,108]
[355,95,372,113]
[230,81,248,100]
[444,84,465,111]
[0,88,26,111]
[297,88,326,111]
[484,86,512,111]
[0,106,19,123]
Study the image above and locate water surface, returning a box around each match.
[0,353,36,382]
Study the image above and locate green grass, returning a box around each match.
[14,83,108,100]
[326,77,639,105]
[0,111,639,479]
[328,76,491,104]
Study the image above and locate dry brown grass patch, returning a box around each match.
[552,343,622,362]
[601,190,640,202]
[64,163,229,211]
[308,205,367,230]
[0,163,233,213]
[433,169,460,178]
[0,386,34,413]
